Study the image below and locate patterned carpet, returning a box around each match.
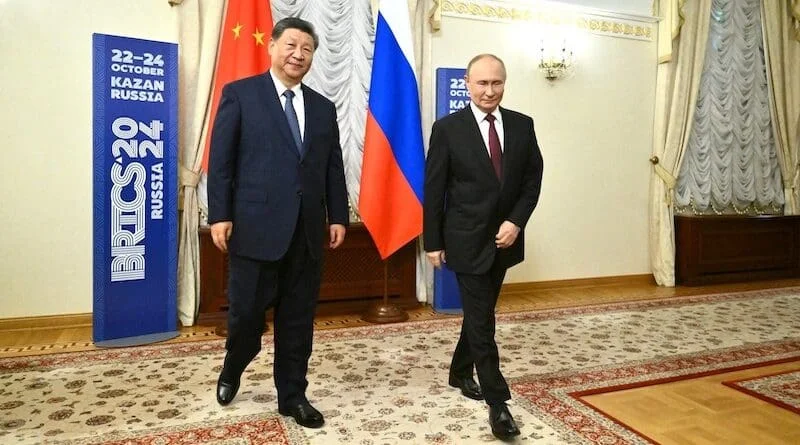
[723,367,800,415]
[1,288,799,444]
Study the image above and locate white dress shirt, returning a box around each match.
[469,101,504,156]
[269,70,306,141]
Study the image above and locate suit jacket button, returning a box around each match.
[297,190,303,196]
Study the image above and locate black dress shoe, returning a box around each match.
[489,403,520,440]
[216,377,240,406]
[279,401,324,428]
[448,375,484,400]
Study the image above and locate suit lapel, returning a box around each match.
[458,107,500,185]
[499,107,513,183]
[258,73,300,158]
[300,84,315,160]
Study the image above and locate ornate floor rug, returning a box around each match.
[1,287,799,444]
[722,367,800,415]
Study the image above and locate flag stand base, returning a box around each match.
[363,259,409,323]
[363,302,409,323]
[214,323,228,338]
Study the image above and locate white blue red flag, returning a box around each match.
[359,1,425,259]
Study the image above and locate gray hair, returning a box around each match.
[466,54,507,79]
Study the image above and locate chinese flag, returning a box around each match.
[201,0,273,171]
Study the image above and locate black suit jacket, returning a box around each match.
[207,73,349,261]
[423,106,544,274]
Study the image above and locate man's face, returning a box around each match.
[269,28,315,85]
[465,58,506,114]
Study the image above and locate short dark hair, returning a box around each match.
[272,17,319,49]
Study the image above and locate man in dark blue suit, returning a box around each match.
[207,17,348,429]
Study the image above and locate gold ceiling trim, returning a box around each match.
[577,17,653,41]
[441,0,654,41]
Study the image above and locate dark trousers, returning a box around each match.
[450,260,511,405]
[221,214,322,410]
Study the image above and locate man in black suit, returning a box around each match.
[424,54,544,440]
[207,17,348,429]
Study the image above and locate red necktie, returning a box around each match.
[486,114,502,179]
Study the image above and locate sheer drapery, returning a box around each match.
[762,0,800,214]
[649,0,712,286]
[175,0,226,325]
[260,0,374,217]
[674,0,784,215]
[412,0,434,304]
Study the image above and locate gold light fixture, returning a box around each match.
[539,40,574,81]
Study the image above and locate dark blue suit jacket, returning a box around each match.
[207,73,349,261]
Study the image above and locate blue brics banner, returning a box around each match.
[433,67,467,314]
[92,34,178,345]
[433,262,462,313]
[435,67,468,118]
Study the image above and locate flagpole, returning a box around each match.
[359,1,422,324]
[363,254,409,323]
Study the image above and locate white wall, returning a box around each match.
[428,9,657,283]
[550,0,654,16]
[0,0,177,318]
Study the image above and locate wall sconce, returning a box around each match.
[539,40,574,81]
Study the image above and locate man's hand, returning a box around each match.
[329,224,346,249]
[210,221,233,253]
[426,250,446,268]
[495,221,520,248]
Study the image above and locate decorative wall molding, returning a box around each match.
[577,16,653,41]
[441,0,657,41]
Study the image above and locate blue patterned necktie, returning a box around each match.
[283,89,302,153]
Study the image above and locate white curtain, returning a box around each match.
[762,0,800,214]
[657,0,686,63]
[674,0,784,215]
[412,0,434,304]
[175,0,226,326]
[271,0,374,213]
[649,0,712,286]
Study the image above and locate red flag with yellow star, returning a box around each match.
[201,0,273,171]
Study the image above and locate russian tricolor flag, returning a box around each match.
[359,1,425,259]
